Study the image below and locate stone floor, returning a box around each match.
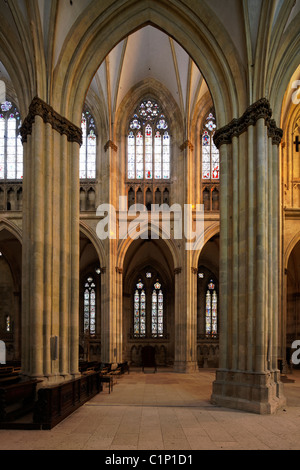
[1,367,300,451]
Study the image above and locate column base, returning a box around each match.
[26,373,81,387]
[173,361,198,373]
[211,369,286,414]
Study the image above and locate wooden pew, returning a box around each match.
[117,361,130,375]
[33,372,101,429]
[0,365,22,386]
[0,379,41,423]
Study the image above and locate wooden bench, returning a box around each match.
[79,361,101,373]
[0,365,22,386]
[0,379,41,423]
[117,361,130,374]
[99,374,114,393]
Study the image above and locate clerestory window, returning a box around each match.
[80,108,97,179]
[127,99,170,181]
[0,101,23,180]
[201,112,219,181]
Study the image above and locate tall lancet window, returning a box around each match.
[133,276,164,339]
[80,108,97,179]
[127,99,170,180]
[0,101,23,180]
[201,112,219,181]
[84,276,96,335]
[151,281,164,338]
[205,279,218,337]
[134,280,146,338]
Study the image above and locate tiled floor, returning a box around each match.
[1,368,300,450]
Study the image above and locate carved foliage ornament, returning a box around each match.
[20,96,82,145]
[213,98,283,148]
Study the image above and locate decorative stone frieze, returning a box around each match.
[20,96,82,145]
[213,98,283,148]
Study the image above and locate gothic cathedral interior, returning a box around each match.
[0,0,300,417]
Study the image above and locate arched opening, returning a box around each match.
[0,228,22,364]
[197,233,219,368]
[285,239,300,370]
[122,238,175,367]
[79,231,102,364]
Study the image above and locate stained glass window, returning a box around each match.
[0,101,23,180]
[80,108,97,179]
[205,279,218,337]
[84,276,97,335]
[127,99,170,180]
[6,315,10,332]
[133,275,164,338]
[152,282,164,338]
[134,280,146,337]
[201,112,219,180]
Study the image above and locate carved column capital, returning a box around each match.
[20,96,82,145]
[213,98,283,148]
[174,267,182,275]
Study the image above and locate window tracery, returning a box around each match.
[0,101,23,180]
[127,99,170,181]
[83,275,97,335]
[201,112,219,181]
[80,108,97,179]
[133,272,165,339]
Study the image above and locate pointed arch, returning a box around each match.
[0,218,22,244]
[80,221,106,269]
[117,221,181,273]
[52,0,244,129]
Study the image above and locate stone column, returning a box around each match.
[20,97,81,384]
[173,140,198,373]
[211,99,286,413]
[99,140,123,367]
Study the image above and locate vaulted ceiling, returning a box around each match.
[88,25,208,128]
[0,0,299,125]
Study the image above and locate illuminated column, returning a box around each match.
[173,139,198,373]
[100,140,123,366]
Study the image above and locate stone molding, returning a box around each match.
[213,98,283,148]
[104,140,118,152]
[20,96,82,145]
[174,267,182,275]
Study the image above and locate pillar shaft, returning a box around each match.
[21,97,81,383]
[173,140,198,372]
[212,99,286,414]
